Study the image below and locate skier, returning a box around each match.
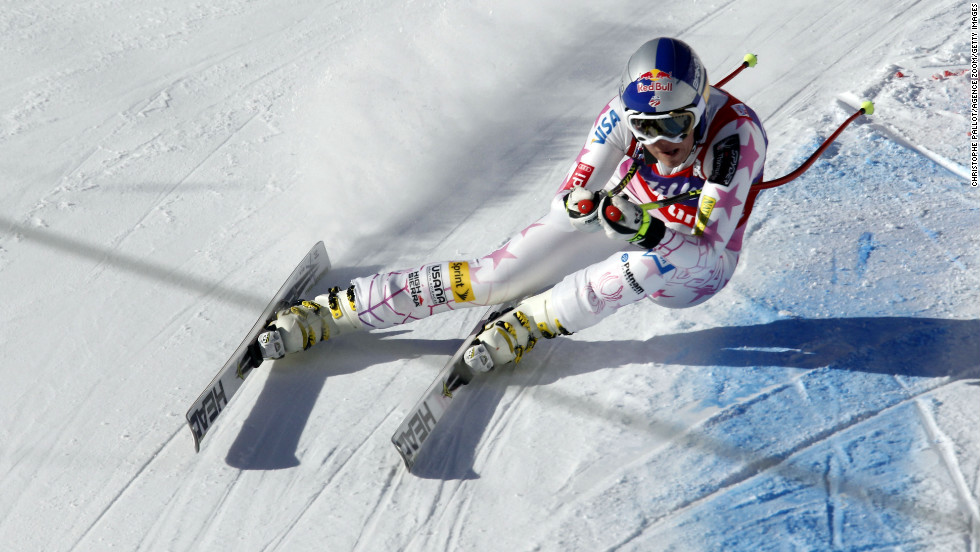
[258,37,768,372]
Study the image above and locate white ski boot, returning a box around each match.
[463,289,571,373]
[257,285,363,359]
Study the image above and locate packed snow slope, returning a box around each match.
[1,1,977,551]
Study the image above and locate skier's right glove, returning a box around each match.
[598,194,667,248]
[564,187,602,233]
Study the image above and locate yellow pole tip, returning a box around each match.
[860,100,875,115]
[743,53,758,67]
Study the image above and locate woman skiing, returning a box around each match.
[258,37,768,372]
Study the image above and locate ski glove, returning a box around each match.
[564,187,602,233]
[598,194,667,248]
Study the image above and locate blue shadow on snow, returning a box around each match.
[225,316,978,475]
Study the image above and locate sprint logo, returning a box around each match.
[449,262,474,303]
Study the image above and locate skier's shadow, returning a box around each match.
[225,314,979,475]
[223,330,458,470]
[558,316,980,380]
[221,265,462,471]
[407,316,980,480]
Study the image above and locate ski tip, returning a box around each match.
[860,100,875,116]
[313,241,331,272]
[743,53,758,68]
[189,424,203,452]
[391,436,417,471]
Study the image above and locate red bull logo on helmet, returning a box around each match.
[636,69,673,94]
[639,69,672,81]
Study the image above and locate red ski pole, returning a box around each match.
[635,101,876,211]
[753,101,875,190]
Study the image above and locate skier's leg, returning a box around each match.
[257,285,363,359]
[547,246,741,330]
[351,194,618,331]
[261,194,619,358]
[466,245,741,370]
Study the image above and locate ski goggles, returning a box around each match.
[625,109,698,145]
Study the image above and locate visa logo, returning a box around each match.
[591,110,621,144]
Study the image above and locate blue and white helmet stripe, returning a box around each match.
[619,38,709,119]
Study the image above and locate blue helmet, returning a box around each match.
[619,38,710,144]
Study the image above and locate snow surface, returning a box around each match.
[1,1,977,551]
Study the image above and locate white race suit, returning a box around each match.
[347,86,768,334]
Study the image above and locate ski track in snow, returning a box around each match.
[610,375,978,551]
[909,394,980,529]
[68,427,186,551]
[838,94,970,182]
[522,341,978,551]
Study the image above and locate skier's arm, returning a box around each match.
[559,98,640,231]
[555,98,637,195]
[653,118,766,268]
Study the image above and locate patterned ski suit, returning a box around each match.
[348,86,767,334]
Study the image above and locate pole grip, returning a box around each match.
[714,53,758,88]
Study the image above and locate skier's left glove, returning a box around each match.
[598,195,667,248]
[564,187,602,233]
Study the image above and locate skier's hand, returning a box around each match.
[598,195,667,247]
[565,187,602,233]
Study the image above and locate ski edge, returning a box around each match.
[185,241,330,452]
[390,301,517,472]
